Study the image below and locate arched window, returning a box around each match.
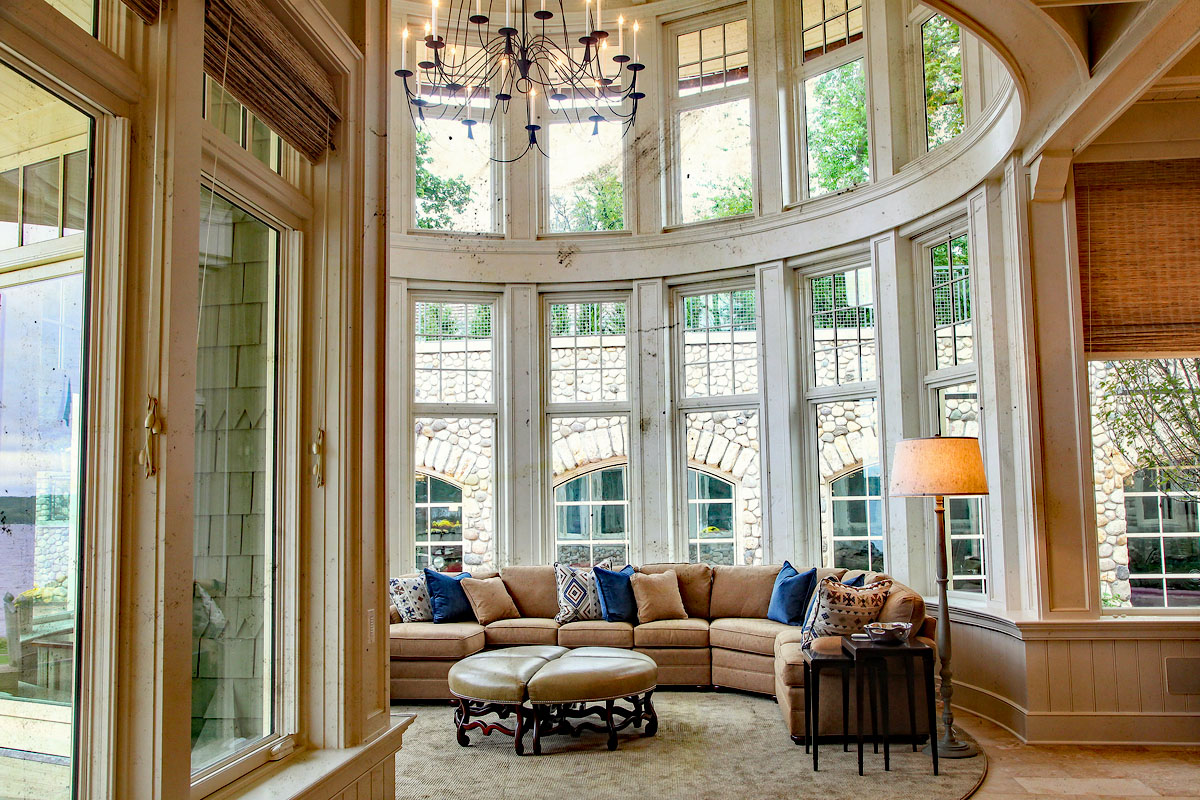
[415,473,464,572]
[830,464,884,571]
[554,465,628,566]
[688,468,737,565]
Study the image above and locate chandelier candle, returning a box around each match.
[393,0,648,161]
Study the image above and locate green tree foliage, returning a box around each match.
[705,174,753,218]
[922,14,964,150]
[549,161,625,232]
[1100,359,1200,498]
[806,59,869,196]
[414,301,492,341]
[415,127,474,230]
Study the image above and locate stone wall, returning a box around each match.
[1088,362,1135,607]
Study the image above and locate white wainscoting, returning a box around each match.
[937,606,1200,744]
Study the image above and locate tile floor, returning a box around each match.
[959,710,1200,799]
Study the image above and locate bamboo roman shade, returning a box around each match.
[204,0,341,162]
[1075,159,1200,357]
[121,0,159,24]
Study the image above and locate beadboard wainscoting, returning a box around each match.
[936,606,1200,744]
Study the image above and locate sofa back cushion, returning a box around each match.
[500,565,559,618]
[709,565,783,619]
[638,563,712,618]
[877,583,927,628]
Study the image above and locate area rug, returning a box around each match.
[393,690,987,800]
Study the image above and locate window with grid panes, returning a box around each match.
[203,75,289,175]
[554,463,630,567]
[1121,468,1200,608]
[937,380,986,593]
[811,266,875,387]
[931,233,973,368]
[681,289,758,398]
[548,301,628,403]
[414,473,466,572]
[799,0,864,62]
[413,300,495,404]
[671,15,753,224]
[688,469,737,565]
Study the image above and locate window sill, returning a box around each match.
[203,715,414,800]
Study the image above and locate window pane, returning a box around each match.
[202,76,291,176]
[193,189,278,772]
[816,398,881,570]
[551,417,630,564]
[810,266,875,387]
[923,14,965,150]
[805,59,869,197]
[1089,359,1200,608]
[682,290,758,398]
[685,412,761,564]
[415,418,494,569]
[413,301,494,404]
[62,150,88,236]
[548,301,628,403]
[800,0,863,61]
[415,116,493,232]
[22,158,61,245]
[547,116,624,232]
[931,234,972,368]
[678,100,752,223]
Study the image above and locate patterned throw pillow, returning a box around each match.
[390,573,433,623]
[801,575,892,647]
[553,559,612,624]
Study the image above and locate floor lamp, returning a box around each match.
[890,435,988,758]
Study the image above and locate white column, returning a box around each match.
[865,0,909,179]
[750,0,784,215]
[631,278,673,561]
[874,230,929,592]
[630,18,663,233]
[503,284,543,564]
[756,261,802,564]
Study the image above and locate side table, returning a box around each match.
[842,636,939,776]
[800,643,853,771]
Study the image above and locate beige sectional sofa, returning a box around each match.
[389,562,936,740]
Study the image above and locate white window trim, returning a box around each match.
[663,5,755,228]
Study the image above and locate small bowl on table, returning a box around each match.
[862,621,912,645]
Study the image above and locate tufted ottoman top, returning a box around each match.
[448,646,656,705]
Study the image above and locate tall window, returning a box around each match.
[0,65,92,797]
[805,265,881,570]
[1089,359,1200,609]
[193,188,279,772]
[546,297,632,564]
[414,474,465,572]
[412,298,499,570]
[797,3,868,199]
[670,15,753,224]
[923,229,986,595]
[554,465,629,566]
[688,469,736,564]
[677,287,762,564]
[921,14,965,150]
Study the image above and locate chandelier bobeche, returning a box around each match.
[395,0,646,161]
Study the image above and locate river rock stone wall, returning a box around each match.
[1088,362,1135,607]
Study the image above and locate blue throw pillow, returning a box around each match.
[767,561,818,626]
[424,568,474,623]
[594,564,637,623]
[843,573,866,588]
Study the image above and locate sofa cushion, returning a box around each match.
[638,563,712,618]
[633,618,709,648]
[803,576,892,644]
[484,618,560,646]
[389,574,433,623]
[556,620,634,648]
[461,576,521,625]
[709,617,793,656]
[774,642,807,685]
[631,570,688,623]
[709,565,783,619]
[766,562,818,626]
[425,569,475,623]
[878,584,927,628]
[595,564,638,623]
[389,621,485,659]
[554,560,611,623]
[500,565,559,619]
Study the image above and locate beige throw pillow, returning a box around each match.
[461,576,521,626]
[630,570,688,624]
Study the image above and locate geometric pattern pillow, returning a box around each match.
[390,573,433,623]
[553,559,612,624]
[802,575,892,647]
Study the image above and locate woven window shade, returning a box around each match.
[121,0,160,24]
[1075,159,1200,357]
[205,0,341,163]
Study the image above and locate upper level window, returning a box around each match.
[931,233,973,368]
[0,149,88,250]
[800,0,863,62]
[803,58,869,198]
[413,300,495,404]
[548,301,628,404]
[922,14,965,150]
[203,75,290,175]
[670,14,753,225]
[681,289,758,398]
[811,266,875,387]
[415,108,496,233]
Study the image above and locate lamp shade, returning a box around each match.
[889,436,989,497]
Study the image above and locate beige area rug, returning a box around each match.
[393,691,986,800]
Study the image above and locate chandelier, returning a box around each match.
[394,0,646,161]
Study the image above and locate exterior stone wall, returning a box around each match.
[1088,362,1136,606]
[684,410,761,564]
[414,417,495,569]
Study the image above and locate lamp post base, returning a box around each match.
[924,727,980,759]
